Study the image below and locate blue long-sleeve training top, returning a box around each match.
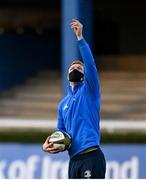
[57,38,101,158]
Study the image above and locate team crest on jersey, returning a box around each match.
[84,170,92,178]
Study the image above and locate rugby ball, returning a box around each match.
[49,131,71,151]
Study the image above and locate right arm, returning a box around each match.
[42,105,65,154]
[57,104,66,131]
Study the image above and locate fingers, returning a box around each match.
[45,136,50,143]
[50,150,60,154]
[44,146,60,153]
[49,148,60,154]
[70,19,82,26]
[45,146,59,151]
[43,137,60,152]
[70,22,81,28]
[44,142,53,149]
[71,24,80,29]
[42,143,52,152]
[70,21,80,26]
[70,19,83,40]
[42,136,53,152]
[70,21,83,34]
[71,19,80,23]
[42,135,60,154]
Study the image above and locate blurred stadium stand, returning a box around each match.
[0,69,146,122]
[0,70,61,119]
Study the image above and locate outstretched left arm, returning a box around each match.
[78,38,100,97]
[70,19,100,97]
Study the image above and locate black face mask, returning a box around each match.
[69,69,84,82]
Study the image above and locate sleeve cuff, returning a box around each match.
[78,38,86,47]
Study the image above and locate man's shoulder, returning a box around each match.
[58,95,69,109]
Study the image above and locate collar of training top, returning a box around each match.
[67,83,83,95]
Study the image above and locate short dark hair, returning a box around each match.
[70,60,84,67]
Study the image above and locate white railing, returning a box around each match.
[0,118,146,131]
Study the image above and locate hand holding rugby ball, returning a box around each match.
[49,131,71,152]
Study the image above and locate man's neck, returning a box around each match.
[70,82,82,91]
[70,82,76,91]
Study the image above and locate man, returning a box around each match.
[43,19,106,179]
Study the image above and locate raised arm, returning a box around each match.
[70,19,100,97]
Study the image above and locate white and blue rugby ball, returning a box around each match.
[49,131,71,151]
